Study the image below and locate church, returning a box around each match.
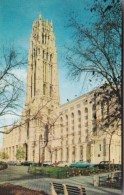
[2,16,121,164]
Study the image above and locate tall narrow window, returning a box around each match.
[50,65,52,84]
[43,84,46,95]
[34,61,36,96]
[45,35,47,44]
[33,49,35,58]
[27,121,29,139]
[42,34,44,44]
[45,63,46,81]
[71,113,74,132]
[78,110,81,130]
[50,54,52,62]
[50,85,52,97]
[46,52,48,60]
[31,76,32,98]
[43,50,45,58]
[43,63,44,81]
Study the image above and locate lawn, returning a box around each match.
[29,166,107,179]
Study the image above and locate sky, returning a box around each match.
[0,0,97,147]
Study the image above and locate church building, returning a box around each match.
[2,16,121,164]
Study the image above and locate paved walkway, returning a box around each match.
[0,166,121,195]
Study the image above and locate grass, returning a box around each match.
[29,166,69,178]
[29,166,108,179]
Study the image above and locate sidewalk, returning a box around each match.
[0,167,121,195]
[9,175,121,195]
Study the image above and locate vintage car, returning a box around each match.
[7,161,21,166]
[57,161,70,167]
[43,161,52,166]
[93,161,121,170]
[21,161,33,166]
[0,161,8,169]
[69,161,96,168]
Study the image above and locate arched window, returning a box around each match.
[65,115,68,121]
[71,113,74,118]
[78,110,81,130]
[60,117,63,134]
[65,115,68,132]
[85,107,88,113]
[50,54,52,62]
[92,104,96,111]
[71,113,74,131]
[85,107,88,120]
[78,110,81,116]
[60,117,63,122]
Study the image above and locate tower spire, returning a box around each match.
[39,14,42,20]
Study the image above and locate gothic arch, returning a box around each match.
[23,143,28,161]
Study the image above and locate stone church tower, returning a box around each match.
[26,15,60,106]
[22,15,60,162]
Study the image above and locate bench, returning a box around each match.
[51,182,86,195]
[51,182,65,195]
[66,185,86,195]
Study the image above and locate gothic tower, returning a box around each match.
[26,15,60,106]
[23,15,60,162]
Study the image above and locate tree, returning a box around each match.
[0,151,9,160]
[47,145,62,163]
[37,111,62,166]
[16,147,26,161]
[0,44,27,129]
[65,0,121,164]
[66,0,121,135]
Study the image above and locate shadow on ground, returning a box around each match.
[0,184,49,195]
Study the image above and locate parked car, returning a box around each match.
[57,161,70,167]
[0,161,8,169]
[31,162,40,167]
[7,161,21,166]
[21,161,33,166]
[52,161,64,167]
[43,161,52,167]
[94,161,121,170]
[69,161,96,168]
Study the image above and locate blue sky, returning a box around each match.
[0,0,95,102]
[0,0,97,147]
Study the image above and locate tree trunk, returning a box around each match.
[41,146,45,167]
[108,135,113,169]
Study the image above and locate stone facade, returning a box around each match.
[2,16,121,164]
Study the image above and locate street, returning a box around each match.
[0,166,121,195]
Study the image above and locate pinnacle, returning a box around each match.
[39,14,42,20]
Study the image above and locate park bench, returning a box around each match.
[51,182,86,195]
[66,184,86,195]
